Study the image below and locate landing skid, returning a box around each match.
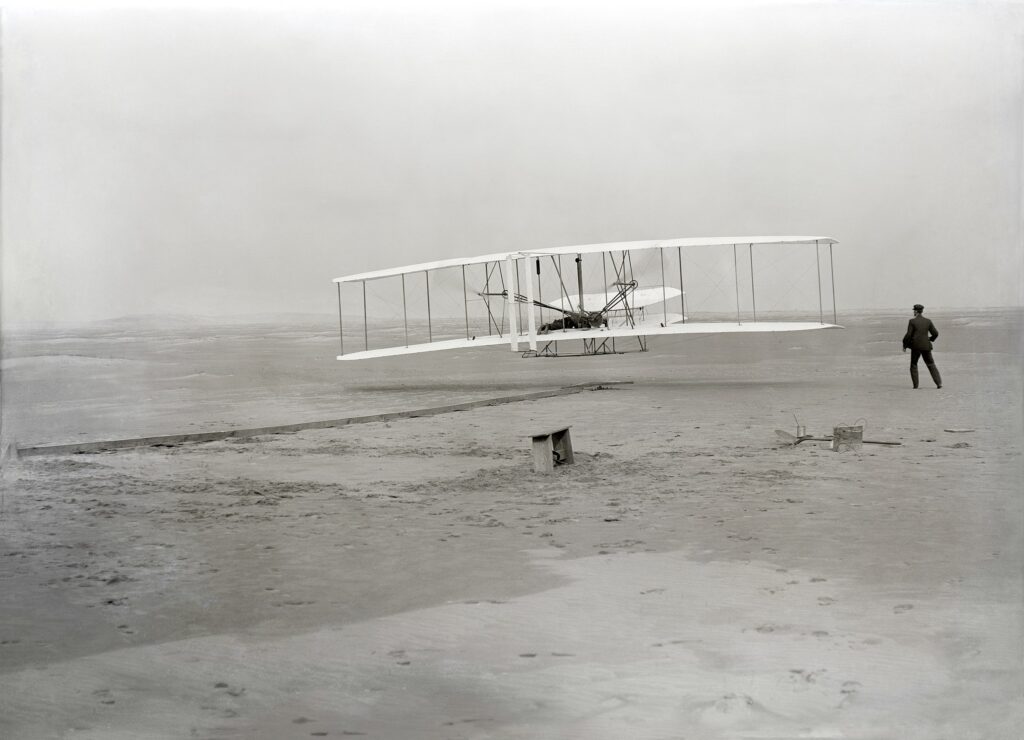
[521,336,648,358]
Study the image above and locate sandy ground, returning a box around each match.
[1,313,1022,739]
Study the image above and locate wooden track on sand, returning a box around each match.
[10,382,631,458]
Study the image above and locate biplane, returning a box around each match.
[333,236,840,360]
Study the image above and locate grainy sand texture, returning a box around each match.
[1,309,1021,739]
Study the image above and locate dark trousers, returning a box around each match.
[910,349,942,388]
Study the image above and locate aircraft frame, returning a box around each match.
[333,236,840,361]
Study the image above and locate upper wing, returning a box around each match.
[334,236,837,283]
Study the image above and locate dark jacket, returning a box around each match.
[903,315,938,351]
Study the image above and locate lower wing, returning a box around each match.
[338,321,841,361]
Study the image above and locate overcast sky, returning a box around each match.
[3,1,1022,323]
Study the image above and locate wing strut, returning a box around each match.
[362,281,369,351]
[481,262,503,336]
[425,271,432,342]
[576,254,585,313]
[524,257,538,350]
[504,256,518,351]
[402,274,409,346]
[515,259,525,336]
[677,246,687,323]
[829,242,837,324]
[536,257,545,328]
[462,265,470,340]
[733,244,741,324]
[603,253,615,352]
[816,239,824,324]
[749,243,757,321]
[660,248,668,326]
[336,282,344,356]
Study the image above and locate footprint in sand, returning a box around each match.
[893,603,914,614]
[788,668,825,684]
[201,687,241,718]
[93,688,115,705]
[652,639,702,647]
[212,682,245,697]
[443,718,492,728]
[695,693,772,727]
[839,680,862,706]
[817,596,836,606]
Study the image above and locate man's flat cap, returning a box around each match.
[913,304,924,311]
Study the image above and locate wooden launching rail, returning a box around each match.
[8,382,631,458]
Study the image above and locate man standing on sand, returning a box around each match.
[902,304,942,389]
